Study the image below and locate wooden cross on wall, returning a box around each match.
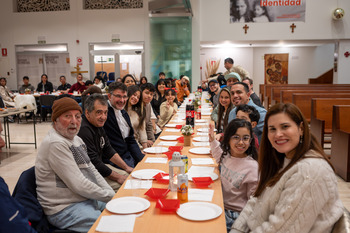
[71,64,88,75]
[243,24,249,34]
[290,23,296,33]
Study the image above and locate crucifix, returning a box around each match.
[97,56,107,72]
[243,24,249,34]
[71,64,88,75]
[290,23,296,33]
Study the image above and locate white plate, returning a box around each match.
[193,137,209,142]
[143,147,168,154]
[188,172,219,181]
[160,135,180,141]
[106,197,150,214]
[189,147,211,155]
[131,169,166,180]
[195,119,206,123]
[197,128,217,132]
[176,202,222,221]
[165,124,177,128]
[201,112,211,116]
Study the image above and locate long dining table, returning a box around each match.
[88,99,226,233]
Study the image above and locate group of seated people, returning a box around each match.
[1,64,346,232]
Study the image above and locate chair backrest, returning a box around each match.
[108,72,115,81]
[12,166,51,233]
[96,71,108,82]
[39,95,56,107]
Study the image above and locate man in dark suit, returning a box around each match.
[103,82,144,168]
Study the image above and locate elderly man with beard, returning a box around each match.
[228,82,266,143]
[78,94,133,191]
[35,97,114,232]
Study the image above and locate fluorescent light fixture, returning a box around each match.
[16,44,68,52]
[94,43,143,51]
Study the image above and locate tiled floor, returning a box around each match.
[0,121,350,211]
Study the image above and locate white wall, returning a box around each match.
[201,44,335,95]
[0,0,148,89]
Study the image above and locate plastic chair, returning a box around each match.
[96,71,108,82]
[12,167,77,233]
[108,72,115,81]
[39,95,56,122]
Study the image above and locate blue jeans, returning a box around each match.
[225,209,240,233]
[47,199,106,233]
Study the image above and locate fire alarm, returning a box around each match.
[345,51,350,58]
[76,40,80,44]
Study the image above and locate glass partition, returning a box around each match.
[150,17,192,85]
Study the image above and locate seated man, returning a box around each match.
[68,73,87,94]
[228,82,266,143]
[175,75,190,102]
[104,82,144,168]
[242,77,263,108]
[35,97,114,232]
[208,79,220,108]
[57,75,71,91]
[78,94,133,191]
[140,83,156,147]
[18,76,35,94]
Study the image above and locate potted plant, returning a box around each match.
[181,125,193,146]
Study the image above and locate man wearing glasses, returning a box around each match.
[208,79,221,108]
[104,82,144,168]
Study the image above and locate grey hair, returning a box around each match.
[84,93,108,113]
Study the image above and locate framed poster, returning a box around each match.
[229,0,306,23]
[264,54,289,84]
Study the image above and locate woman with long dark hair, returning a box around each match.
[230,103,343,233]
[151,79,167,117]
[125,85,147,149]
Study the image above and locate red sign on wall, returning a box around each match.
[2,48,7,57]
[77,57,83,65]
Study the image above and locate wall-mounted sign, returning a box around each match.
[77,57,83,65]
[2,48,7,56]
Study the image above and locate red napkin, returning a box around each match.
[177,136,184,143]
[175,125,183,129]
[168,146,183,152]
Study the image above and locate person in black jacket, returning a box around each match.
[103,82,144,168]
[36,74,53,93]
[1,176,37,233]
[78,94,132,191]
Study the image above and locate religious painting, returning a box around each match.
[229,0,306,23]
[264,54,289,84]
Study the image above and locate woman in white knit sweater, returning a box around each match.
[231,103,344,233]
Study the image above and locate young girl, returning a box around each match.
[93,76,105,89]
[252,1,270,22]
[211,88,233,138]
[209,119,258,232]
[157,89,178,128]
[125,85,148,149]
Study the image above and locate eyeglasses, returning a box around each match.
[111,94,128,100]
[230,135,251,144]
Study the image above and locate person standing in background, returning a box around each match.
[223,58,250,81]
